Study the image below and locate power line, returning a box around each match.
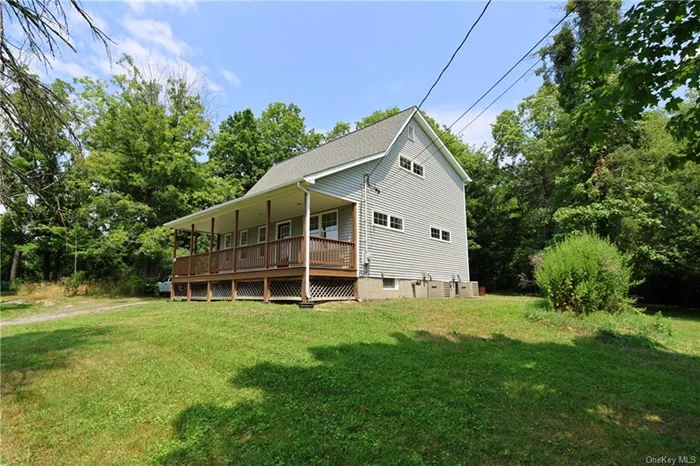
[417,0,493,111]
[374,6,577,192]
[455,58,542,137]
[366,1,493,181]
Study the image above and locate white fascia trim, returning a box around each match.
[304,151,385,183]
[411,110,472,183]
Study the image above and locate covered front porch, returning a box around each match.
[166,185,358,303]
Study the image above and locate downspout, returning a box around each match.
[296,181,311,302]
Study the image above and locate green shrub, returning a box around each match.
[62,271,86,296]
[534,233,633,314]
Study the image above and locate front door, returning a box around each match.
[277,222,291,266]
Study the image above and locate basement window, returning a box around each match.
[383,277,398,290]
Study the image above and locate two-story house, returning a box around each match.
[164,107,475,304]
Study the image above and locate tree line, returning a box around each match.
[1,0,698,304]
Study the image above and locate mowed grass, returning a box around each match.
[1,296,699,465]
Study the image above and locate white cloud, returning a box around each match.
[424,104,511,148]
[127,0,197,15]
[50,60,91,79]
[220,69,241,88]
[122,17,190,56]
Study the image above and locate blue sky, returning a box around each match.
[28,1,569,146]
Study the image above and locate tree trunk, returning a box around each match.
[43,251,51,281]
[52,250,62,280]
[9,249,20,281]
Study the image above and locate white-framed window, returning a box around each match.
[239,230,248,246]
[430,227,451,243]
[224,233,232,249]
[407,125,415,141]
[310,210,338,240]
[373,211,404,232]
[412,161,424,177]
[258,226,267,243]
[398,154,424,178]
[382,277,398,290]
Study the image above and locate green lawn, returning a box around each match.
[2,296,699,465]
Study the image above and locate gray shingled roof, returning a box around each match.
[245,107,416,196]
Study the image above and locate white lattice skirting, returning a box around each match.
[270,279,302,301]
[190,283,207,300]
[211,281,232,300]
[310,279,355,301]
[236,280,264,300]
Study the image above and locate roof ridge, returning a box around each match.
[267,106,416,170]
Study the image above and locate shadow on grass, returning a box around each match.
[1,326,113,397]
[0,303,32,313]
[160,331,700,465]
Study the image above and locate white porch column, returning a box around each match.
[303,189,311,302]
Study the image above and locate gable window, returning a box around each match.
[310,210,338,239]
[374,211,404,232]
[383,277,398,290]
[398,154,424,178]
[407,125,415,141]
[239,230,248,246]
[412,161,424,177]
[430,227,451,243]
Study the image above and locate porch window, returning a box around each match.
[258,226,266,257]
[224,233,232,249]
[310,210,338,239]
[239,230,248,246]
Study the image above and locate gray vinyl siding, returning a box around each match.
[312,116,469,282]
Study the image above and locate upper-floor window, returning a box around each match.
[374,211,404,232]
[239,230,248,246]
[258,226,267,243]
[407,125,415,141]
[224,233,232,249]
[399,155,424,178]
[310,210,338,240]
[430,227,451,243]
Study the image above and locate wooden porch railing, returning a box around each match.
[172,235,355,277]
[268,237,303,268]
[236,243,266,271]
[309,237,355,268]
